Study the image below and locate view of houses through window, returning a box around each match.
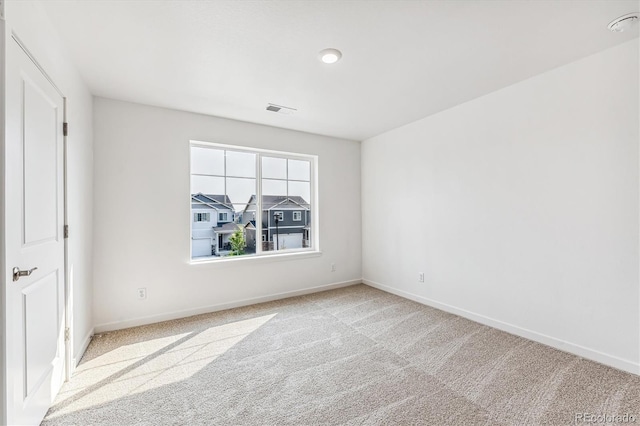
[190,142,314,259]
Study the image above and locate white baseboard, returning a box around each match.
[94,279,361,334]
[72,327,94,369]
[363,279,640,376]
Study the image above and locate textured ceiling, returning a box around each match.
[39,0,638,141]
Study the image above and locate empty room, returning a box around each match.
[1,0,639,425]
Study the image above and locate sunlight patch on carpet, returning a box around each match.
[46,313,277,419]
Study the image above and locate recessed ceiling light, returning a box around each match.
[319,48,342,64]
[608,13,639,32]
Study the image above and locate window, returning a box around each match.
[194,212,210,222]
[190,141,316,260]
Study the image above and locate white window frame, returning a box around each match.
[292,211,302,221]
[218,212,228,222]
[190,140,319,263]
[274,211,284,222]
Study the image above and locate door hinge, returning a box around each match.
[64,328,70,342]
[63,122,68,137]
[64,225,69,239]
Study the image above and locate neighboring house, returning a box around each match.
[191,194,235,257]
[212,221,256,255]
[243,221,257,253]
[242,195,311,251]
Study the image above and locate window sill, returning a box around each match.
[189,250,322,267]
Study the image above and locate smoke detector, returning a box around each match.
[266,103,297,115]
[608,13,639,32]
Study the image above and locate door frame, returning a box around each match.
[1,6,7,425]
[2,30,72,423]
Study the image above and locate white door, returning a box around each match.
[5,38,66,425]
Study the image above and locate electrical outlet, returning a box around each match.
[418,272,425,283]
[331,263,336,272]
[137,287,147,300]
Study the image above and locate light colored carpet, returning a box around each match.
[42,284,640,425]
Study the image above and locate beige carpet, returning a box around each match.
[42,284,640,425]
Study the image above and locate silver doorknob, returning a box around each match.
[12,267,38,282]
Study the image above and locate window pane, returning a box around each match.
[225,177,255,205]
[191,175,224,194]
[214,222,250,258]
[262,156,287,179]
[288,159,310,181]
[226,151,256,178]
[191,147,224,176]
[236,204,256,223]
[262,179,287,196]
[233,204,257,255]
[288,181,311,206]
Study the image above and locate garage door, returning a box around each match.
[277,233,303,250]
[192,239,212,257]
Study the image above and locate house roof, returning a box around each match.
[262,195,309,210]
[192,193,234,210]
[213,222,242,234]
[243,195,309,212]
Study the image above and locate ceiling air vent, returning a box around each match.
[266,103,297,115]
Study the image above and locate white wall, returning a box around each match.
[4,1,94,367]
[362,39,640,374]
[92,97,361,331]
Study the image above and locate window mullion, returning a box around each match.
[256,153,263,255]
